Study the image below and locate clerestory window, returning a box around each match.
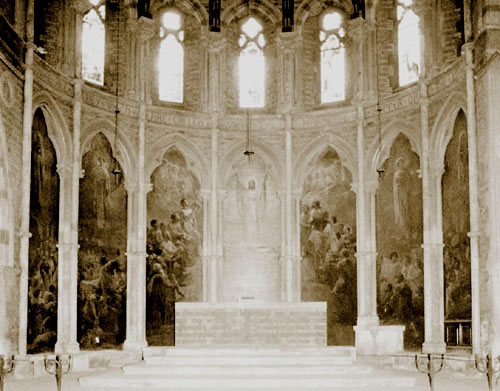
[239,17,266,108]
[320,10,346,104]
[397,0,421,86]
[158,10,184,103]
[82,0,106,85]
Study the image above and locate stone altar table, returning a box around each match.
[175,302,327,346]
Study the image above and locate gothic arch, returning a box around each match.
[81,118,136,182]
[152,0,208,25]
[429,92,467,173]
[219,139,284,189]
[294,133,357,190]
[147,133,209,190]
[221,0,281,26]
[365,118,421,178]
[295,0,353,28]
[32,91,72,166]
[0,112,13,267]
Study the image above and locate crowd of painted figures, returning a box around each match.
[444,231,471,320]
[77,249,127,348]
[377,248,424,348]
[145,199,199,332]
[301,201,357,325]
[28,239,58,353]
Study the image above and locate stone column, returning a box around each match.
[353,104,379,328]
[293,190,302,301]
[200,190,210,302]
[417,0,438,76]
[421,81,446,354]
[284,115,296,302]
[17,0,35,356]
[202,32,226,113]
[125,16,138,99]
[55,160,79,354]
[275,32,302,113]
[123,17,153,352]
[209,116,219,303]
[463,41,481,356]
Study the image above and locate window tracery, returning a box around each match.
[397,0,420,86]
[239,17,266,108]
[320,9,346,104]
[82,0,106,85]
[158,10,184,103]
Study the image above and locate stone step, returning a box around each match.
[122,363,373,376]
[79,373,417,390]
[144,354,353,366]
[142,346,355,359]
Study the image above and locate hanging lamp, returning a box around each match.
[112,0,121,178]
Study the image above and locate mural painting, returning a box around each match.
[28,109,59,354]
[442,111,471,344]
[300,147,357,346]
[146,148,202,345]
[78,133,127,349]
[376,134,424,349]
[222,155,282,302]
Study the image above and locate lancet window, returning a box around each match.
[239,17,266,108]
[320,10,346,104]
[397,0,420,86]
[158,10,184,103]
[82,0,106,85]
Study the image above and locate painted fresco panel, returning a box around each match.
[376,133,424,349]
[78,133,127,349]
[300,148,357,346]
[442,111,471,345]
[146,148,202,346]
[28,109,59,354]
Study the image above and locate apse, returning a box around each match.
[77,132,127,349]
[376,133,424,349]
[28,108,59,354]
[146,147,203,346]
[442,110,471,347]
[300,146,357,346]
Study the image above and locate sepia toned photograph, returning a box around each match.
[0,0,498,390]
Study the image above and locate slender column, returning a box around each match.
[200,190,210,302]
[210,116,219,303]
[462,42,480,354]
[125,17,138,99]
[293,190,302,301]
[421,81,446,353]
[17,0,35,356]
[354,103,378,327]
[276,32,302,113]
[284,115,294,302]
[124,17,153,351]
[206,33,226,113]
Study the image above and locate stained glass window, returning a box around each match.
[320,10,345,103]
[397,0,420,86]
[239,17,265,108]
[82,2,105,85]
[158,10,184,103]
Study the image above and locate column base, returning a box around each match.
[55,341,80,354]
[354,324,405,355]
[123,339,148,352]
[422,341,446,354]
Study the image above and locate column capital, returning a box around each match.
[200,188,211,199]
[275,31,303,52]
[137,16,156,42]
[125,180,139,193]
[17,231,32,239]
[467,231,481,238]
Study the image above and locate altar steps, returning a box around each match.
[79,347,417,391]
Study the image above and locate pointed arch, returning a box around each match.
[219,139,284,189]
[429,92,467,172]
[221,0,280,26]
[0,112,14,267]
[81,118,136,182]
[295,0,353,29]
[295,133,357,190]
[147,133,209,190]
[365,117,421,178]
[152,0,208,25]
[32,91,72,166]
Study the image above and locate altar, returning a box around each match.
[175,302,327,346]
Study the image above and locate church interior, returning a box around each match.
[1,0,500,389]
